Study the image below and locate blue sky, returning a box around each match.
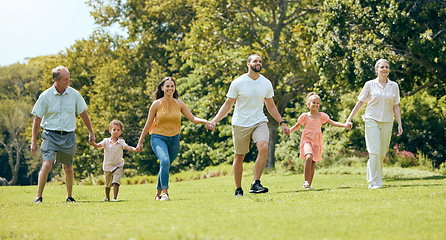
[0,0,96,66]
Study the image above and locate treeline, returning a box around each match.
[1,0,445,185]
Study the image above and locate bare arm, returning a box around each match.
[345,100,365,129]
[80,110,96,143]
[89,141,102,149]
[264,97,290,135]
[393,104,403,136]
[327,118,348,129]
[137,101,159,151]
[125,145,139,152]
[30,116,42,155]
[177,99,209,125]
[290,123,301,133]
[208,97,236,131]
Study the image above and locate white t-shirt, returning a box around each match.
[358,78,400,123]
[227,73,274,127]
[98,138,128,171]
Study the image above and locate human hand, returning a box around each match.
[205,121,216,131]
[136,143,143,152]
[281,124,290,136]
[89,133,96,143]
[30,141,38,155]
[345,121,353,130]
[397,125,403,136]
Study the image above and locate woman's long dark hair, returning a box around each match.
[152,77,179,100]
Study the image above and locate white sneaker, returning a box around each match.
[369,185,382,189]
[303,181,313,190]
[160,193,170,201]
[111,198,118,201]
[102,198,110,202]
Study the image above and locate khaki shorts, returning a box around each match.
[232,121,269,155]
[104,167,123,187]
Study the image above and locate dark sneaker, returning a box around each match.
[235,188,243,197]
[33,197,43,203]
[66,197,76,202]
[249,180,269,193]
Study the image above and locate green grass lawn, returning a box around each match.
[1,168,445,240]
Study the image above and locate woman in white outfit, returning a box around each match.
[345,59,403,189]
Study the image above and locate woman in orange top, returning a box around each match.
[137,77,212,201]
[290,92,349,190]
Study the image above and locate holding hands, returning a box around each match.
[136,142,143,152]
[205,121,216,131]
[345,121,353,130]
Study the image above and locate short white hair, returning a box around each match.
[374,59,389,69]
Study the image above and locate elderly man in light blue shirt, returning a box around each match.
[31,66,95,203]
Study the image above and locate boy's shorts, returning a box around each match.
[104,167,123,188]
[232,121,269,155]
[40,130,76,166]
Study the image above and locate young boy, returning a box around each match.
[90,120,138,201]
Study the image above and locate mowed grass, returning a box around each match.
[1,168,445,240]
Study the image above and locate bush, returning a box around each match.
[439,162,446,176]
[387,144,418,168]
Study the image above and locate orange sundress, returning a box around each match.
[298,112,330,162]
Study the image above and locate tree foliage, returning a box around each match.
[1,0,445,183]
[313,0,446,97]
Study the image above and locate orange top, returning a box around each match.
[298,112,330,162]
[150,99,181,137]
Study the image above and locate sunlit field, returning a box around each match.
[1,168,445,240]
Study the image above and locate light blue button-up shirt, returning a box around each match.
[32,85,88,132]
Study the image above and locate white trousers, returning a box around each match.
[364,118,393,188]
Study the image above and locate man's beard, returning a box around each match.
[250,65,262,72]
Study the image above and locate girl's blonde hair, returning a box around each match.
[306,92,319,102]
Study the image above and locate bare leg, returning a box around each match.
[304,154,314,183]
[253,140,268,181]
[112,183,119,200]
[63,164,74,198]
[105,187,111,199]
[233,154,245,188]
[36,160,53,198]
[308,161,316,186]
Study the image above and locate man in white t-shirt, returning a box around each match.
[208,54,290,196]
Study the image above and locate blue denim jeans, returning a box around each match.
[150,134,180,190]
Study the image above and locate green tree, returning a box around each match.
[182,0,322,168]
[0,63,41,185]
[313,0,446,97]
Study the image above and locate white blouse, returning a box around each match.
[358,78,400,123]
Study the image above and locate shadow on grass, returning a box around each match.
[385,175,446,182]
[276,186,351,194]
[73,200,129,203]
[384,183,443,188]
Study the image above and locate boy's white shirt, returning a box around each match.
[227,73,274,127]
[98,138,128,171]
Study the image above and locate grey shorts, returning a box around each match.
[40,130,76,166]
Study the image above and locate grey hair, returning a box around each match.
[52,66,69,80]
[374,59,389,69]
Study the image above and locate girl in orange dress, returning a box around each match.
[290,92,350,190]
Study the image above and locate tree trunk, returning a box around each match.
[266,116,279,170]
